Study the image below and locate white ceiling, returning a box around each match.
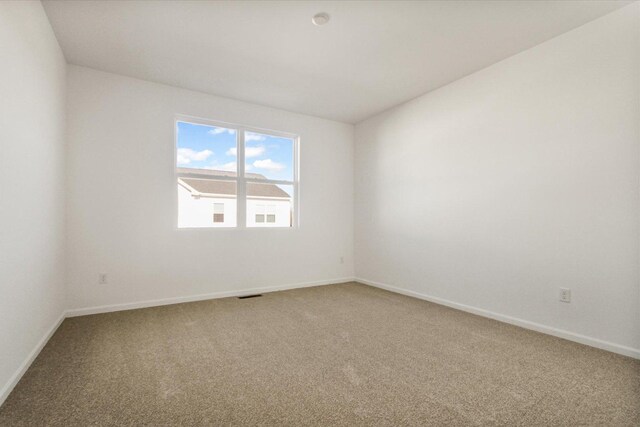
[42,0,631,123]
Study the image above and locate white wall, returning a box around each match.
[66,65,354,311]
[355,4,640,354]
[0,1,67,402]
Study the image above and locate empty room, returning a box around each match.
[1,0,639,425]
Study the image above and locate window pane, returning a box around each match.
[246,184,293,227]
[244,131,294,181]
[178,178,236,228]
[177,121,237,177]
[212,203,224,223]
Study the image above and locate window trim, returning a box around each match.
[175,114,299,229]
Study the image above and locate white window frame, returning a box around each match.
[175,115,299,229]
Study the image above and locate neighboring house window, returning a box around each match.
[256,205,265,223]
[176,117,297,228]
[266,205,276,223]
[213,203,224,223]
[255,204,276,224]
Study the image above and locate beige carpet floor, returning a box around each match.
[0,282,638,426]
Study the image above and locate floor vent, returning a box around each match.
[238,294,263,299]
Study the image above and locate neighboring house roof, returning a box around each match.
[177,167,266,180]
[177,168,290,199]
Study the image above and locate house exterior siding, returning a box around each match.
[178,185,291,228]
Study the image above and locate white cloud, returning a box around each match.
[208,127,235,136]
[210,162,252,172]
[253,159,285,171]
[245,132,266,142]
[218,162,237,172]
[177,148,213,165]
[246,146,266,158]
[225,145,266,158]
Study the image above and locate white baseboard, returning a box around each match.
[356,277,640,360]
[66,277,356,317]
[0,312,66,407]
[5,276,634,410]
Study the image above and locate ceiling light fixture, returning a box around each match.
[312,13,330,26]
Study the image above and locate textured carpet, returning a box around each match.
[0,282,638,426]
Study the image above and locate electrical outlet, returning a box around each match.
[98,273,108,285]
[559,288,571,303]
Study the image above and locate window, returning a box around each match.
[176,117,297,228]
[256,205,265,223]
[254,204,277,225]
[266,205,276,223]
[213,203,224,223]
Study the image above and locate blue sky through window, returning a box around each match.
[244,131,293,181]
[176,121,293,181]
[176,121,237,172]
